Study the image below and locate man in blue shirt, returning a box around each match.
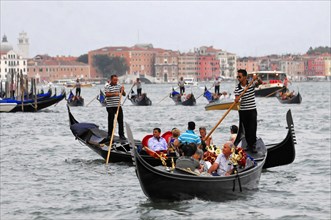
[175,121,201,148]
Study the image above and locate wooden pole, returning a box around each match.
[106,93,123,165]
[264,87,285,98]
[85,95,98,107]
[122,83,135,105]
[205,79,256,140]
[34,78,38,111]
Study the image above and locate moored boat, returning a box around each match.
[0,102,17,112]
[7,90,66,112]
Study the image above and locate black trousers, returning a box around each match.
[238,109,257,148]
[76,88,81,96]
[215,85,220,94]
[107,106,124,137]
[180,86,185,95]
[137,88,142,96]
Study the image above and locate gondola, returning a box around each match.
[127,90,152,106]
[67,90,84,106]
[205,101,240,111]
[277,92,302,104]
[1,88,52,104]
[130,123,266,201]
[203,86,220,103]
[96,89,106,106]
[68,103,296,170]
[67,105,170,165]
[0,102,17,112]
[130,110,296,201]
[169,89,196,106]
[8,90,66,112]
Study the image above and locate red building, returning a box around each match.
[198,55,220,81]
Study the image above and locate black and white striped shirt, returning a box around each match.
[104,84,122,107]
[234,81,256,111]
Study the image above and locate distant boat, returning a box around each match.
[67,90,84,106]
[248,71,287,97]
[127,91,152,106]
[277,91,302,104]
[169,88,196,106]
[183,78,198,86]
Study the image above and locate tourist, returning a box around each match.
[199,126,213,151]
[167,128,181,156]
[229,125,238,143]
[147,128,168,151]
[175,121,201,148]
[104,74,126,140]
[176,143,200,172]
[208,141,234,176]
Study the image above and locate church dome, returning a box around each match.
[0,35,13,52]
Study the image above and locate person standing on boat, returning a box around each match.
[213,77,221,95]
[134,78,142,96]
[104,74,126,140]
[75,79,81,97]
[178,77,185,95]
[234,69,262,153]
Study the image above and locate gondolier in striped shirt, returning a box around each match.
[105,74,126,140]
[234,69,262,153]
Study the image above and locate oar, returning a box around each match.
[106,93,123,165]
[122,83,135,105]
[205,79,256,140]
[196,85,213,100]
[264,87,285,98]
[86,95,98,107]
[158,86,179,104]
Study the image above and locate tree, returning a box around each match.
[77,54,88,64]
[93,55,128,78]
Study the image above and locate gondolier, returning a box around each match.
[105,74,126,140]
[178,77,185,95]
[213,77,221,95]
[234,69,262,153]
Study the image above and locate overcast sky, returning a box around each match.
[1,1,330,57]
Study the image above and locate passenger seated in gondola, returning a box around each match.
[176,143,201,172]
[167,128,181,156]
[208,141,234,176]
[174,121,201,149]
[199,126,213,152]
[147,128,168,151]
[192,148,210,172]
[229,125,238,143]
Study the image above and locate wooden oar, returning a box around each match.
[158,86,179,104]
[196,85,213,100]
[205,79,256,140]
[122,83,135,105]
[85,95,98,107]
[106,93,123,165]
[264,87,285,98]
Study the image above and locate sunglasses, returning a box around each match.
[237,76,242,79]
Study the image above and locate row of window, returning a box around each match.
[0,68,26,73]
[27,67,87,72]
[0,60,26,65]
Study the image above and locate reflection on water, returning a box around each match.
[0,82,330,219]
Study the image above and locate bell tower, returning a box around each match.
[17,31,29,58]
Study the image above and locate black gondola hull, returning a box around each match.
[9,92,65,112]
[277,92,302,104]
[255,86,283,97]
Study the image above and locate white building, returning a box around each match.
[216,51,237,79]
[0,35,27,82]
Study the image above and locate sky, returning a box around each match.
[1,1,330,57]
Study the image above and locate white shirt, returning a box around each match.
[214,153,233,176]
[148,136,168,151]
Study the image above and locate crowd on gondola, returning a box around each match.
[142,120,248,177]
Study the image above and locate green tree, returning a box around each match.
[77,54,88,64]
[93,55,128,78]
